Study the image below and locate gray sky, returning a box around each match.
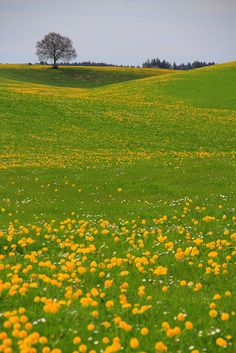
[1,0,236,65]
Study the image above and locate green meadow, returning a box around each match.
[0,63,235,353]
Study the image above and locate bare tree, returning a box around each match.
[36,32,77,68]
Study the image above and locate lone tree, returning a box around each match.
[36,32,77,68]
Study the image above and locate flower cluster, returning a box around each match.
[0,202,235,352]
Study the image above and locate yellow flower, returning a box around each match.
[102,337,109,344]
[91,310,99,318]
[87,323,95,331]
[185,321,193,330]
[130,338,139,349]
[39,337,48,344]
[154,266,168,276]
[103,321,111,328]
[173,326,181,335]
[104,279,113,289]
[73,337,81,344]
[180,280,187,286]
[79,344,87,353]
[43,301,61,314]
[221,312,229,321]
[194,283,202,291]
[213,293,221,300]
[155,341,168,352]
[120,270,129,276]
[162,322,170,330]
[162,286,168,292]
[141,327,149,335]
[78,267,86,275]
[42,348,51,353]
[105,300,114,309]
[166,329,175,337]
[209,309,217,318]
[177,313,185,321]
[225,291,231,296]
[216,338,227,348]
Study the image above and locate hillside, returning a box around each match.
[0,63,235,218]
[0,62,235,353]
[0,64,172,88]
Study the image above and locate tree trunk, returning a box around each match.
[52,57,58,69]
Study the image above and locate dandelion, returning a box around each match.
[177,313,186,321]
[141,327,149,335]
[185,321,193,330]
[154,266,168,276]
[220,313,229,321]
[130,338,139,349]
[216,338,227,348]
[155,341,168,352]
[209,310,218,318]
[79,344,88,353]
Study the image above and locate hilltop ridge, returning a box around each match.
[0,64,173,88]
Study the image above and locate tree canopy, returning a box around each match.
[36,32,77,68]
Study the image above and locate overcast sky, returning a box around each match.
[1,0,236,66]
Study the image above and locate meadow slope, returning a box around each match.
[0,63,235,353]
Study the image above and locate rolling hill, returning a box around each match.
[0,62,235,353]
[0,63,235,219]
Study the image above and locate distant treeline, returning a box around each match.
[37,61,139,68]
[34,59,215,70]
[142,58,215,70]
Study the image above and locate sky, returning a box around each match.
[0,0,236,66]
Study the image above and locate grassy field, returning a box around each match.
[0,63,235,353]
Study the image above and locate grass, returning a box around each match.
[0,64,171,88]
[0,63,235,353]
